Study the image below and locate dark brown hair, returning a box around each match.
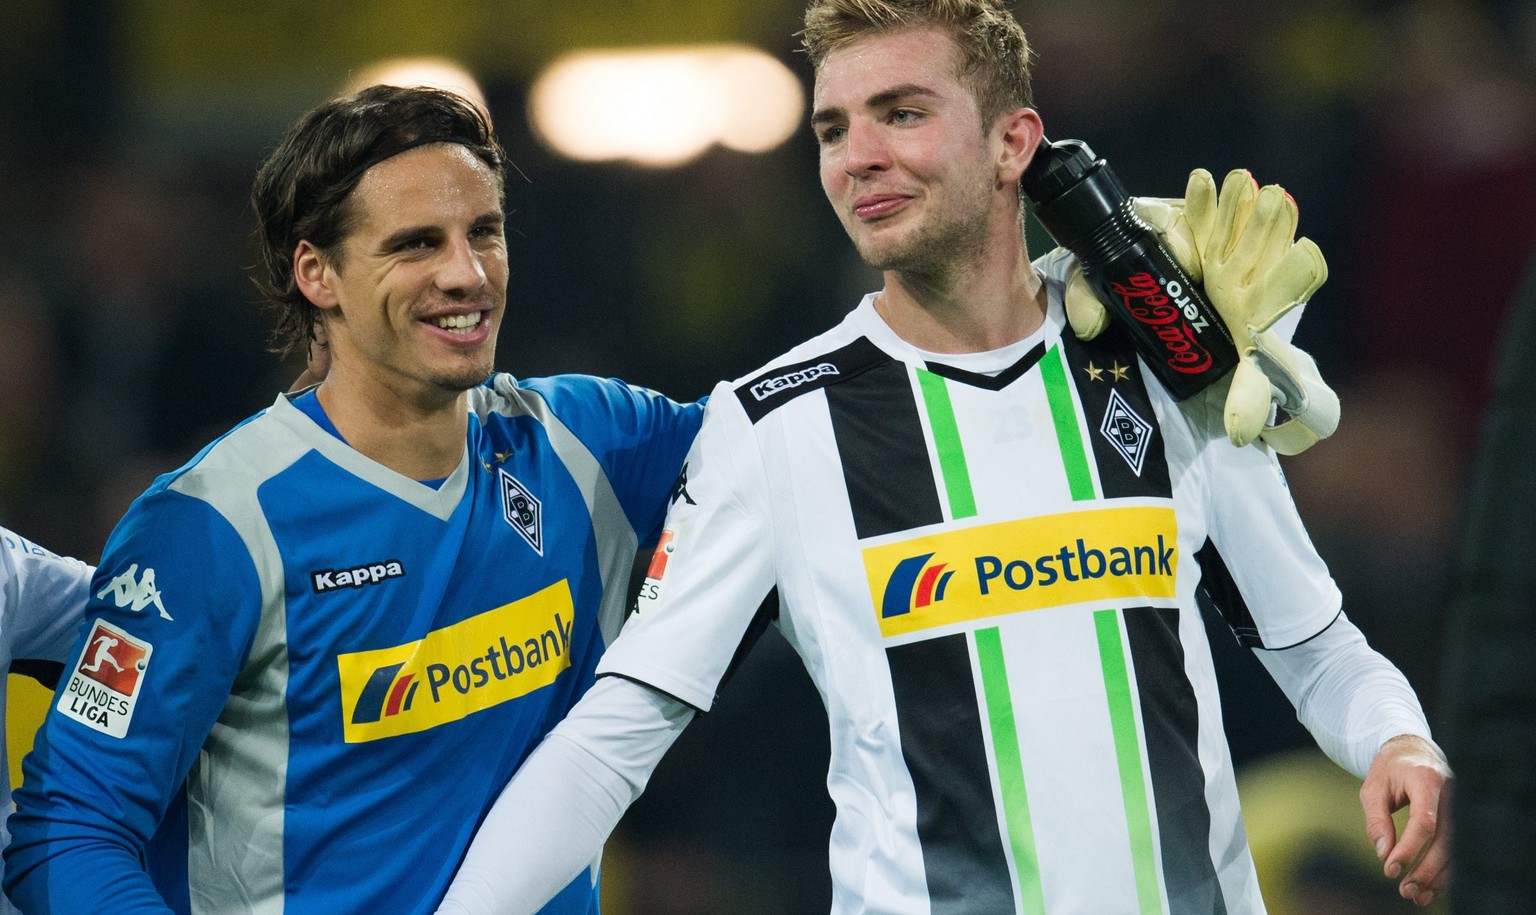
[250,85,505,356]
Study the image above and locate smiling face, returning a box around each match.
[300,142,508,406]
[812,26,1007,279]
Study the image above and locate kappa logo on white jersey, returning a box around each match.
[750,363,839,401]
[96,563,173,620]
[1100,388,1155,476]
[499,469,543,555]
[58,620,153,738]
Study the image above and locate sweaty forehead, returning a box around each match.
[348,144,502,226]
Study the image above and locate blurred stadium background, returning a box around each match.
[3,1,1533,911]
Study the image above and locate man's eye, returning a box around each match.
[817,126,846,145]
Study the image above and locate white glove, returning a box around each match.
[1063,169,1339,454]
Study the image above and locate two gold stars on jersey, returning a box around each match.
[1082,361,1131,383]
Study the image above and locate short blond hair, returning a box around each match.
[801,0,1033,124]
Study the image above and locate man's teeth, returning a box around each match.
[433,313,480,333]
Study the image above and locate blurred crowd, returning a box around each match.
[2,1,1532,912]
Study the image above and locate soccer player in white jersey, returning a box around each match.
[0,526,90,914]
[440,2,1451,912]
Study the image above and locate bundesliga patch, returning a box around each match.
[636,530,677,607]
[58,620,153,738]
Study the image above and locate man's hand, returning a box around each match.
[1360,734,1453,906]
[1063,169,1338,454]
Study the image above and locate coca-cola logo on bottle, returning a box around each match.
[1109,273,1214,375]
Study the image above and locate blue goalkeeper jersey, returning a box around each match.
[5,374,701,915]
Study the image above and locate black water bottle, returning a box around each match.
[1020,137,1238,400]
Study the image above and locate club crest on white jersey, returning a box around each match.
[1100,388,1154,477]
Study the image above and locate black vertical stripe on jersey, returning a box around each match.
[1192,539,1263,648]
[735,336,892,423]
[1123,605,1228,915]
[826,359,945,540]
[888,634,1016,915]
[1059,325,1172,498]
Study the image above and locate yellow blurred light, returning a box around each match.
[345,57,490,120]
[530,45,804,167]
[714,52,805,153]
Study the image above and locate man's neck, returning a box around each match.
[874,247,1048,354]
[316,370,469,481]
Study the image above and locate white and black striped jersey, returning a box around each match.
[598,249,1343,915]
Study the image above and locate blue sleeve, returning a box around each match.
[522,376,704,545]
[4,488,262,913]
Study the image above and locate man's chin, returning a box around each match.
[432,366,495,393]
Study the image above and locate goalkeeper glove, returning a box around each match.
[1064,169,1339,454]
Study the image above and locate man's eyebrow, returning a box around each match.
[377,225,438,251]
[811,83,939,125]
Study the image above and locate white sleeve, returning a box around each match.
[438,676,695,915]
[1,525,94,661]
[596,387,777,710]
[1253,612,1434,779]
[1196,407,1342,649]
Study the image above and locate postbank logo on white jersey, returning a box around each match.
[336,579,575,743]
[864,506,1178,639]
[58,620,153,738]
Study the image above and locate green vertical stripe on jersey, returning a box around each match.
[1095,609,1165,915]
[916,368,977,520]
[975,627,1046,915]
[1041,346,1096,502]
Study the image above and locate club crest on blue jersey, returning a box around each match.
[498,469,543,555]
[1099,388,1155,476]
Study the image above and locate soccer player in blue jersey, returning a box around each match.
[4,86,701,914]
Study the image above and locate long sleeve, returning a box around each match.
[1253,612,1434,779]
[1,526,93,663]
[439,676,695,915]
[4,491,262,913]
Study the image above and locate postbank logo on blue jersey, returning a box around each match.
[864,506,1178,639]
[336,580,575,743]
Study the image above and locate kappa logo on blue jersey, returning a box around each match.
[96,563,173,621]
[1100,388,1154,476]
[880,552,955,619]
[312,560,405,593]
[499,469,543,555]
[350,662,420,724]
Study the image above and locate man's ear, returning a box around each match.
[293,241,340,311]
[996,106,1044,185]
